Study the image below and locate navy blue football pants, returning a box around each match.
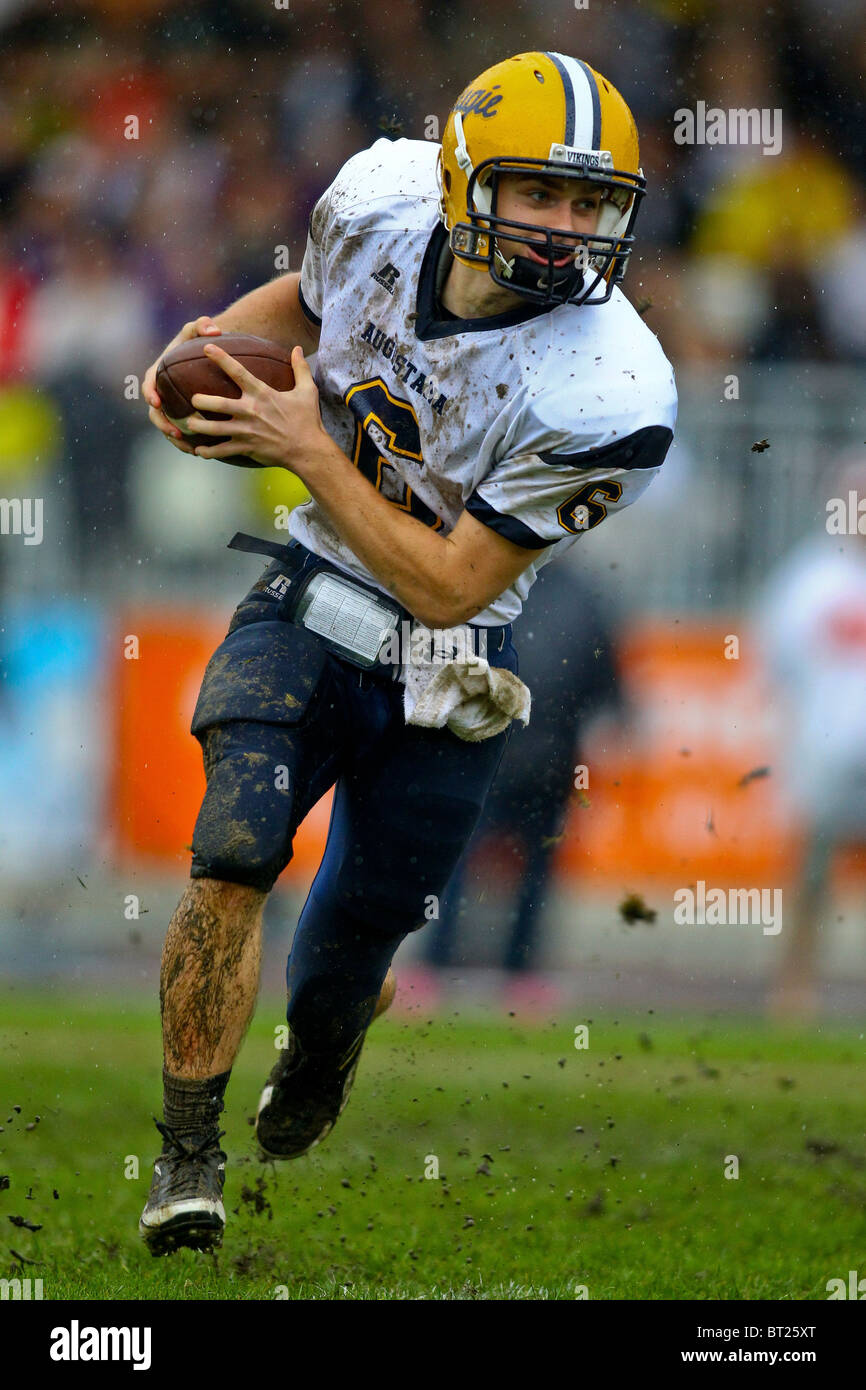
[188,555,517,1053]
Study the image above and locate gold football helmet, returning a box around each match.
[439,51,645,306]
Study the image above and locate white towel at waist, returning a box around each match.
[399,622,531,742]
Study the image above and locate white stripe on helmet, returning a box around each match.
[550,52,598,150]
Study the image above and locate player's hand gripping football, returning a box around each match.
[143,315,223,454]
[185,343,325,472]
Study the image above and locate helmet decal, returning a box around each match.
[452,85,503,120]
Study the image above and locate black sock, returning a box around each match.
[162,1068,230,1142]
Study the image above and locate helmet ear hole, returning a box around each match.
[444,169,451,192]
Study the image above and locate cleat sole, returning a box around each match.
[139,1209,225,1257]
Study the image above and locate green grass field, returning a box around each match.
[1,988,865,1300]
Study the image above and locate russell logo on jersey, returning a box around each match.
[371,262,401,294]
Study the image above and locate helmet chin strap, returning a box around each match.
[497,246,586,298]
[493,243,516,279]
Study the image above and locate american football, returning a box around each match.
[155,333,295,466]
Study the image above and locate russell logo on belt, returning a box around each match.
[265,574,292,599]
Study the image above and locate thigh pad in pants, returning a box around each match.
[189,614,337,891]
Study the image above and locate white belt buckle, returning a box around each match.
[294,571,400,669]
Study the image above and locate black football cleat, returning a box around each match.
[255,1028,365,1160]
[255,969,395,1160]
[139,1120,226,1256]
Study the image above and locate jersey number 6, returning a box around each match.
[344,378,444,531]
[557,478,623,534]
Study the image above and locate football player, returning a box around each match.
[138,50,676,1254]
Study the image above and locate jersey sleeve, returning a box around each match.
[298,137,433,330]
[298,202,327,327]
[298,149,362,326]
[465,424,675,549]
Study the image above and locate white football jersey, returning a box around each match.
[292,137,677,625]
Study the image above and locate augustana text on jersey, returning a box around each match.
[358,320,449,415]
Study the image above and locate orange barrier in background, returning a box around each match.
[105,607,333,881]
[557,617,796,888]
[106,610,798,888]
[107,609,223,870]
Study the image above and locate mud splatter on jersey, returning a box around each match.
[293,137,677,625]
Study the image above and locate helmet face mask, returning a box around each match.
[452,156,646,308]
[439,52,645,310]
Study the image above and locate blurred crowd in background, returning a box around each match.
[4,0,866,369]
[0,0,865,583]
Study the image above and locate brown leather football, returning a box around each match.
[155,333,295,468]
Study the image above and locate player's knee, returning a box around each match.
[183,875,268,914]
[190,747,295,892]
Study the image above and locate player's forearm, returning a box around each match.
[299,437,476,628]
[213,274,319,357]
